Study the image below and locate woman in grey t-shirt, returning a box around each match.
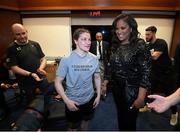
[55,28,101,131]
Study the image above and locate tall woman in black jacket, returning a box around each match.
[103,14,151,131]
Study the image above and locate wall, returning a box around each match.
[0,0,19,10]
[0,0,179,56]
[72,17,114,25]
[21,16,174,58]
[170,12,180,57]
[0,9,21,59]
[22,17,71,58]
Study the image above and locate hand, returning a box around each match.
[31,73,43,81]
[1,83,11,89]
[147,95,169,113]
[93,96,100,108]
[37,68,47,76]
[66,99,79,111]
[12,83,18,89]
[101,82,107,97]
[131,98,144,109]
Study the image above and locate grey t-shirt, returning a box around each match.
[56,51,100,105]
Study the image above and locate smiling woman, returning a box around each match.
[55,28,101,131]
[103,14,151,131]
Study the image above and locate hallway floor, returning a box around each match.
[0,91,180,131]
[89,92,180,131]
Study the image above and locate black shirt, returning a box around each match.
[174,44,180,86]
[7,40,45,72]
[6,40,45,80]
[148,39,172,78]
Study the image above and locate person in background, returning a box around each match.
[55,28,101,131]
[103,14,151,131]
[147,88,180,113]
[0,56,18,120]
[144,26,178,126]
[89,32,110,99]
[6,23,49,105]
[174,43,180,91]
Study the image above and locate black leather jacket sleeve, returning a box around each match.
[136,40,152,90]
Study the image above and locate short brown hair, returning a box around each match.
[73,28,90,41]
[145,26,157,33]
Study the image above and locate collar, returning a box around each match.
[14,40,29,45]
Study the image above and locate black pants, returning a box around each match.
[112,80,138,131]
[18,77,53,105]
[0,89,8,115]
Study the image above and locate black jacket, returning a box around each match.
[90,40,110,75]
[105,39,151,106]
[174,44,180,87]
